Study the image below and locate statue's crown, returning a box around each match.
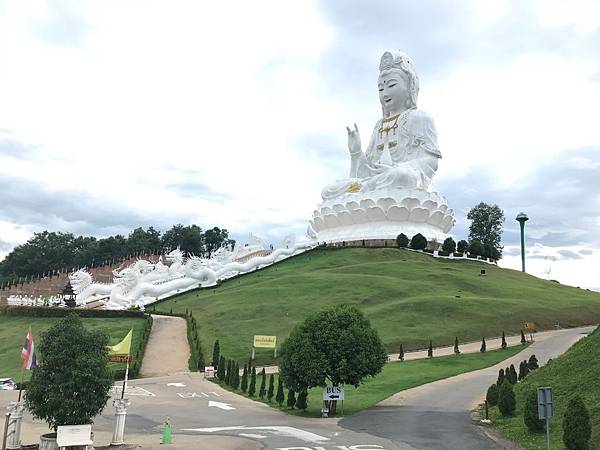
[379,51,414,73]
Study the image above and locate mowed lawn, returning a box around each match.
[156,248,600,364]
[0,315,147,381]
[219,345,528,417]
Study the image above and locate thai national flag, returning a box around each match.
[21,329,37,370]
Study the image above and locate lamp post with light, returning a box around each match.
[516,212,529,272]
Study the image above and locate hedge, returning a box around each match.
[112,314,153,380]
[0,305,145,318]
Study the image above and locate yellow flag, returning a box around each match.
[108,329,133,356]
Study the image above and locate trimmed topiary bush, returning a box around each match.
[442,237,456,254]
[275,377,284,406]
[486,384,499,406]
[410,233,428,251]
[427,340,433,358]
[563,396,591,450]
[497,368,505,386]
[398,343,404,361]
[480,337,486,352]
[454,336,460,355]
[524,390,545,433]
[521,330,527,344]
[296,389,308,411]
[468,240,484,256]
[498,381,516,417]
[396,233,409,248]
[501,331,507,349]
[457,240,468,253]
[287,389,296,409]
[528,354,539,371]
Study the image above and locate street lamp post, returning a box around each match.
[516,212,529,273]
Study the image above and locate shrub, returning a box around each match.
[267,374,275,402]
[442,237,456,253]
[486,384,499,406]
[410,233,428,250]
[528,354,539,371]
[212,340,220,367]
[396,233,409,248]
[248,367,257,396]
[480,337,486,352]
[468,240,484,256]
[241,364,248,392]
[258,368,266,399]
[287,389,296,408]
[518,361,529,381]
[217,355,226,380]
[398,343,404,361]
[563,396,591,450]
[427,340,433,358]
[454,336,460,354]
[497,369,505,386]
[508,364,518,384]
[498,381,516,417]
[275,377,285,406]
[521,330,526,344]
[524,390,545,433]
[457,240,468,253]
[501,331,507,349]
[296,389,308,411]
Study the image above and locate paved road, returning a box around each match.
[2,326,593,450]
[340,326,595,450]
[140,315,190,377]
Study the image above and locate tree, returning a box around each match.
[468,240,484,256]
[524,390,545,433]
[457,240,468,253]
[296,389,308,411]
[428,340,433,358]
[25,315,112,431]
[501,331,507,349]
[232,362,240,389]
[225,359,232,385]
[241,364,248,392]
[287,389,296,409]
[454,336,460,354]
[528,354,539,371]
[248,367,257,396]
[398,343,404,361]
[217,355,226,380]
[480,337,486,352]
[467,202,505,258]
[521,330,527,344]
[497,369,505,386]
[486,384,499,406]
[275,377,285,406]
[212,340,220,367]
[161,224,204,256]
[259,368,267,399]
[518,361,529,381]
[396,233,409,248]
[442,237,456,254]
[508,364,518,384]
[204,227,233,257]
[563,396,591,450]
[267,374,275,402]
[498,381,516,417]
[410,233,428,250]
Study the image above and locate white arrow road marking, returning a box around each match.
[238,433,267,439]
[183,426,329,443]
[208,401,236,410]
[209,391,221,396]
[167,382,186,387]
[199,392,209,397]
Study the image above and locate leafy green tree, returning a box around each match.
[396,233,409,248]
[454,336,460,354]
[428,340,433,358]
[486,384,499,406]
[528,354,539,370]
[467,202,505,258]
[518,361,529,381]
[480,337,486,352]
[212,340,220,367]
[280,305,387,391]
[259,368,267,399]
[398,343,404,361]
[127,227,162,255]
[501,331,507,349]
[457,239,468,253]
[248,367,257,396]
[524,390,545,433]
[468,240,484,256]
[161,224,204,256]
[241,364,248,392]
[286,389,296,409]
[296,389,308,411]
[442,237,456,253]
[275,376,285,406]
[563,396,591,450]
[25,315,112,431]
[267,374,275,402]
[410,233,428,250]
[204,227,233,257]
[498,381,516,416]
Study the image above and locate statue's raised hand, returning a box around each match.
[346,123,361,156]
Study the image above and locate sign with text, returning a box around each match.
[323,385,345,401]
[57,424,93,447]
[204,366,215,378]
[108,354,131,363]
[537,387,553,420]
[253,335,277,348]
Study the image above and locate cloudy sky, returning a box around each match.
[1,0,599,290]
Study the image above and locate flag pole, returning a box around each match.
[17,365,25,403]
[121,353,130,399]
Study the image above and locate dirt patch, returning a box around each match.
[140,315,190,377]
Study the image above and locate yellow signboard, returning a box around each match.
[523,321,536,332]
[253,335,277,348]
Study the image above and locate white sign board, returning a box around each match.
[56,424,93,447]
[323,385,345,401]
[537,387,553,419]
[204,366,215,378]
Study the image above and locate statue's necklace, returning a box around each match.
[378,112,402,138]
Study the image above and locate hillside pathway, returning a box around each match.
[139,314,190,377]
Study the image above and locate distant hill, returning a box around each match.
[157,248,600,364]
[493,326,600,449]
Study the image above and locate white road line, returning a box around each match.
[167,382,186,387]
[208,400,236,410]
[238,433,267,439]
[183,426,329,443]
[209,391,221,396]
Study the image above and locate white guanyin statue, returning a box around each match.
[310,50,454,242]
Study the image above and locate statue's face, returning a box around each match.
[378,70,409,116]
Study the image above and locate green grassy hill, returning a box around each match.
[492,327,600,449]
[157,248,600,364]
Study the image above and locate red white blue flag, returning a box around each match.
[21,329,37,370]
